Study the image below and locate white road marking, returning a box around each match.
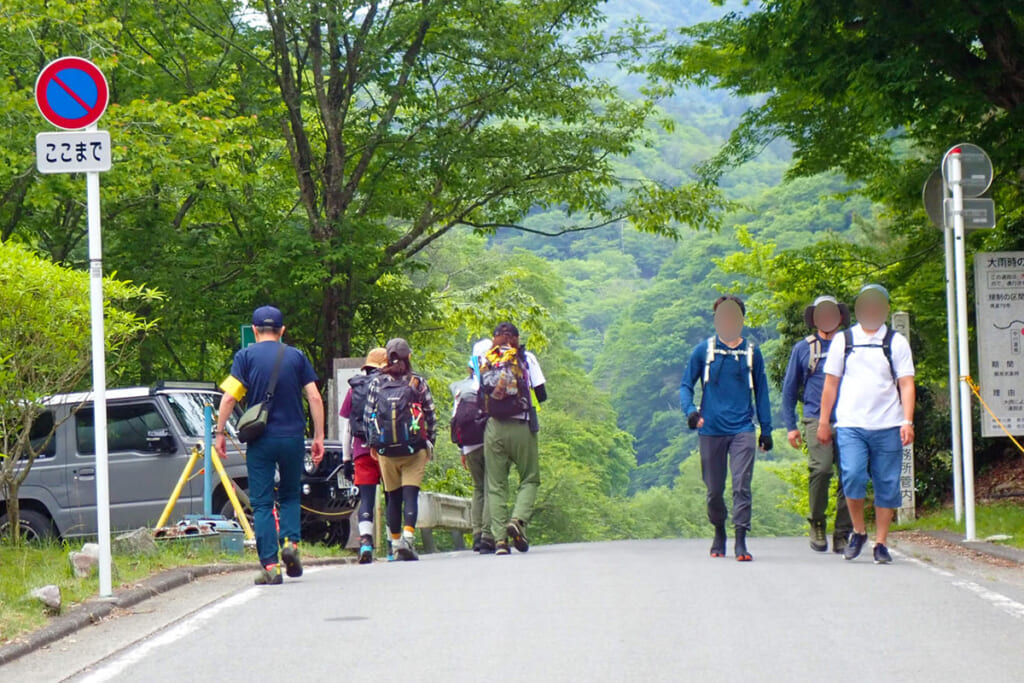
[73,567,325,683]
[895,551,1024,621]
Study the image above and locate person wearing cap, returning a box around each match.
[480,322,547,555]
[782,295,854,554]
[450,339,495,553]
[817,284,915,565]
[340,347,388,564]
[363,338,436,561]
[680,295,773,562]
[216,305,325,585]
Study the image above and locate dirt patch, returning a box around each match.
[892,530,1021,569]
[975,454,1024,501]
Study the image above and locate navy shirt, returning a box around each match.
[781,334,834,430]
[226,341,318,438]
[679,337,773,436]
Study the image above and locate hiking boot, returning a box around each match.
[844,532,868,561]
[358,535,374,565]
[833,532,850,555]
[254,564,283,585]
[478,536,496,555]
[495,540,511,555]
[734,527,753,562]
[472,533,482,553]
[394,535,419,562]
[873,543,893,565]
[281,542,303,578]
[809,519,828,553]
[710,524,727,558]
[507,518,529,553]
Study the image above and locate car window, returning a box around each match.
[165,391,239,438]
[76,402,169,455]
[29,411,57,458]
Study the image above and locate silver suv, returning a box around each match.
[1,382,356,545]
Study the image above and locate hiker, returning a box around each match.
[340,347,388,564]
[479,323,547,555]
[363,338,436,562]
[216,306,325,585]
[782,295,854,554]
[680,295,773,562]
[817,284,915,565]
[450,346,494,553]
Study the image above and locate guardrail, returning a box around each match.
[417,491,473,553]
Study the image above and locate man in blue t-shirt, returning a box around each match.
[680,296,773,562]
[215,305,324,585]
[781,295,852,554]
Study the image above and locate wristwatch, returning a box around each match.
[902,420,914,425]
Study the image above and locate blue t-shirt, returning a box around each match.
[679,337,773,436]
[781,334,834,430]
[227,341,318,438]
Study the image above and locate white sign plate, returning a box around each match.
[974,252,1024,437]
[36,130,112,174]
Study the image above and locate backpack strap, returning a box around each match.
[703,336,754,390]
[745,343,754,391]
[805,334,821,375]
[841,329,854,372]
[703,336,716,385]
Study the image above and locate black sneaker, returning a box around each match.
[809,520,828,552]
[507,519,530,553]
[281,542,303,578]
[844,532,868,561]
[873,543,893,565]
[254,564,283,585]
[833,533,850,555]
[478,536,496,555]
[495,540,510,555]
[358,535,374,565]
[734,527,752,562]
[710,524,727,558]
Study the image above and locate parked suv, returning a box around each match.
[0,382,357,546]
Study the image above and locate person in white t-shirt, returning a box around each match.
[817,284,915,565]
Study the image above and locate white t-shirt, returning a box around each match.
[823,324,914,429]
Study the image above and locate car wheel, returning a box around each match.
[219,495,254,531]
[0,509,55,542]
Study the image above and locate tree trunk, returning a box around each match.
[3,479,22,544]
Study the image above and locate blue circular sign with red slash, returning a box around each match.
[35,57,109,130]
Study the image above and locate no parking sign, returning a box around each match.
[35,57,109,130]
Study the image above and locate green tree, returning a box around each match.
[0,240,159,543]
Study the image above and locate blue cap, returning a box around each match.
[252,305,284,328]
[857,284,890,301]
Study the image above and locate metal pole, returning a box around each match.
[87,163,113,597]
[949,149,977,541]
[943,213,965,523]
[204,403,213,516]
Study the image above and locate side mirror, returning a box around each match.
[146,429,176,453]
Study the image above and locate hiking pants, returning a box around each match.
[486,418,540,542]
[699,432,756,531]
[464,445,492,540]
[801,416,852,536]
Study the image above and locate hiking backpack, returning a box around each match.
[703,336,755,391]
[451,385,488,447]
[478,345,532,419]
[805,335,824,375]
[347,371,377,440]
[367,375,426,455]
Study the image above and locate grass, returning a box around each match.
[0,537,348,644]
[895,501,1024,548]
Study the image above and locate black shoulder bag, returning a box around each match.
[236,343,286,443]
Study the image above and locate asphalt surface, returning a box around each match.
[6,537,1024,682]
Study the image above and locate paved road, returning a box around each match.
[9,538,1024,682]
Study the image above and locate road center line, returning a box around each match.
[896,551,1024,621]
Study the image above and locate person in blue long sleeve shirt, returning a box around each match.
[780,295,852,554]
[680,295,772,562]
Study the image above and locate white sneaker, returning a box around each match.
[395,534,419,561]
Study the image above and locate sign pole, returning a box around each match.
[86,127,113,597]
[943,222,965,523]
[948,149,977,541]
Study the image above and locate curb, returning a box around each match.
[0,556,355,667]
[916,529,1024,565]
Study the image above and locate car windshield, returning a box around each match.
[164,391,239,438]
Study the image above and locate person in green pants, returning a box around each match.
[479,322,548,555]
[781,295,853,553]
[450,350,494,553]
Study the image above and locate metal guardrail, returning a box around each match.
[417,491,472,553]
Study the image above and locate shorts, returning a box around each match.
[353,454,381,486]
[377,449,429,492]
[835,426,903,508]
